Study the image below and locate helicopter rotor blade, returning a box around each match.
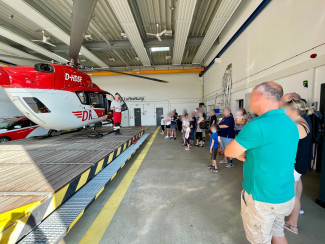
[69,0,98,63]
[109,70,168,83]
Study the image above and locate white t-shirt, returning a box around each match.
[166,117,171,125]
[185,127,191,139]
[111,100,121,112]
[161,119,165,125]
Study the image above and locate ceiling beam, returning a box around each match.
[90,19,129,66]
[0,41,43,61]
[14,37,205,54]
[173,0,197,65]
[0,27,67,63]
[192,0,242,64]
[107,0,151,66]
[128,0,154,65]
[2,0,107,67]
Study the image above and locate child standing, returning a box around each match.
[235,108,247,135]
[209,125,219,172]
[185,122,191,151]
[160,115,165,135]
[165,114,171,139]
[181,116,186,145]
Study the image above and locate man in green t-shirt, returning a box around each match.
[225,82,299,244]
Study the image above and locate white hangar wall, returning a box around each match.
[91,72,203,126]
[203,0,325,113]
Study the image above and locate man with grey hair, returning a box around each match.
[225,82,299,244]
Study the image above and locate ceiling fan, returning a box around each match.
[32,30,56,47]
[146,24,172,42]
[33,0,168,83]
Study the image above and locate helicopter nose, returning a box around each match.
[0,67,10,87]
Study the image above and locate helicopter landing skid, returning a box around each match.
[88,127,115,138]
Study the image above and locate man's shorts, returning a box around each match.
[241,190,295,244]
[166,124,171,129]
[211,148,218,160]
[220,137,233,150]
[171,124,176,130]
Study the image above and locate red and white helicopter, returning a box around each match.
[0,0,167,135]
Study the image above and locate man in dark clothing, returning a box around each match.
[177,116,182,132]
[209,109,217,136]
[174,109,178,117]
[170,111,177,140]
[219,107,235,168]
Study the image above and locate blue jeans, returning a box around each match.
[190,128,195,141]
[171,124,176,130]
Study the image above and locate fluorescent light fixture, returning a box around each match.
[150,47,170,52]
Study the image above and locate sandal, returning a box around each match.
[284,223,298,234]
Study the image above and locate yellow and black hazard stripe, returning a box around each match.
[0,130,144,244]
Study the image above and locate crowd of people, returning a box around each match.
[159,81,314,244]
[159,106,249,170]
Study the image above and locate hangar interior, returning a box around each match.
[0,0,325,244]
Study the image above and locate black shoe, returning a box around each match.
[211,168,219,173]
[115,129,121,135]
[208,165,214,169]
[174,137,176,140]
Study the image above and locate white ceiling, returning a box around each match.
[0,0,242,70]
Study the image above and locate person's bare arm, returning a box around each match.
[219,124,229,128]
[225,140,247,160]
[210,139,215,154]
[110,105,122,110]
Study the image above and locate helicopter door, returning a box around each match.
[116,93,128,111]
[105,93,114,115]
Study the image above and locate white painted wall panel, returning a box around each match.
[203,0,325,111]
[91,73,202,126]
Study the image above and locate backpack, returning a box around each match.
[309,110,323,143]
[199,120,208,129]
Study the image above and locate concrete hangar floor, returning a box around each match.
[60,127,325,244]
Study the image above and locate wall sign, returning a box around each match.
[123,96,145,102]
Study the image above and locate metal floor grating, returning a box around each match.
[18,133,149,244]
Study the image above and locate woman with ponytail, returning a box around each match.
[284,99,313,234]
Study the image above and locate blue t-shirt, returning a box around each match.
[219,116,235,138]
[190,117,197,129]
[235,109,299,204]
[210,132,219,149]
